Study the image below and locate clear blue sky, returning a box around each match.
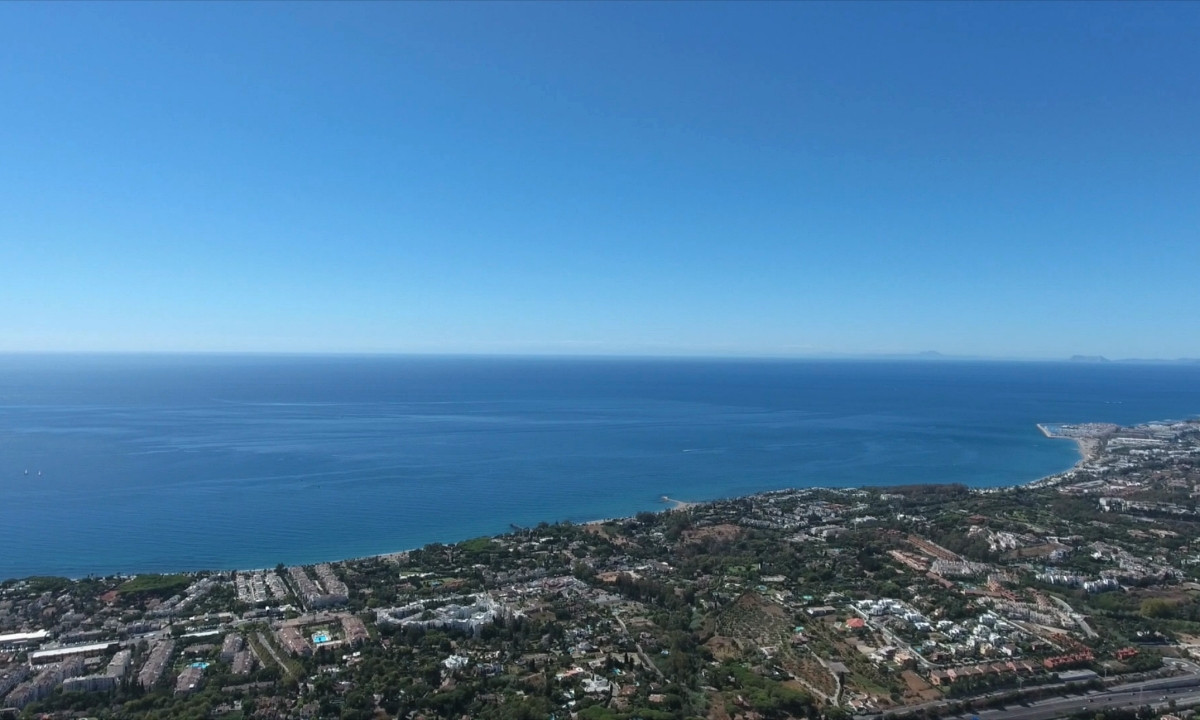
[2,2,1197,359]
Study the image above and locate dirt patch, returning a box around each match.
[683,523,743,545]
[901,670,940,702]
[583,523,631,547]
[785,657,837,697]
[715,593,791,650]
[901,670,930,693]
[1005,543,1068,560]
[735,592,787,618]
[782,679,811,694]
[705,635,742,661]
[706,690,733,720]
[1130,588,1193,603]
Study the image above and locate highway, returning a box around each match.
[944,671,1200,720]
[949,684,1200,720]
[858,660,1200,720]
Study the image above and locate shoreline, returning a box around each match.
[0,468,1087,582]
[660,495,699,511]
[13,419,1191,582]
[1034,421,1117,472]
[292,421,1133,574]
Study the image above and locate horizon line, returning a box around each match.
[1,349,1197,365]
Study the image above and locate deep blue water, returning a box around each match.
[2,355,1199,580]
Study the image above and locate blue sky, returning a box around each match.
[1,2,1197,358]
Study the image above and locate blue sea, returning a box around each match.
[2,355,1200,580]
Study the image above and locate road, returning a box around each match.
[857,664,1200,720]
[943,673,1200,720]
[1048,595,1098,639]
[253,630,291,678]
[949,685,1199,720]
[611,610,663,679]
[850,606,934,670]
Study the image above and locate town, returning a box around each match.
[3,418,1200,720]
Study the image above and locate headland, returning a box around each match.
[1036,422,1119,465]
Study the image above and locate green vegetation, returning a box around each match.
[117,573,192,597]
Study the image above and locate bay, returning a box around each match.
[2,354,1199,579]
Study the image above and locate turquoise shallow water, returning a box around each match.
[2,355,1199,579]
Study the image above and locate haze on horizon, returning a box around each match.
[1,2,1197,361]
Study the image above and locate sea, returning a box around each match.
[2,354,1199,580]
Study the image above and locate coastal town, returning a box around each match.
[3,419,1200,720]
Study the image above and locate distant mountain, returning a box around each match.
[1069,355,1111,363]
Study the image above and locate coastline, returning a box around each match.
[660,495,699,511]
[7,355,1200,582]
[238,423,1120,577]
[1036,422,1101,463]
[11,430,1099,580]
[14,418,1191,582]
[336,497,701,569]
[233,423,1102,576]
